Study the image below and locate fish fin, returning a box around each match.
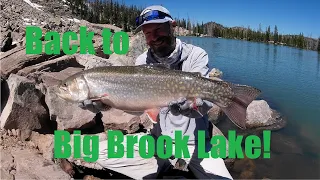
[221,83,262,129]
[145,108,160,124]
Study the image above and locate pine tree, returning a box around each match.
[317,37,320,52]
[265,25,271,42]
[274,25,279,43]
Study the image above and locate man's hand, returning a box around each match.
[78,99,110,113]
[168,97,214,118]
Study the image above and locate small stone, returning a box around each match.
[9,170,16,175]
[16,129,20,137]
[7,129,12,136]
[27,141,36,148]
[11,129,16,136]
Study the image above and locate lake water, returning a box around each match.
[179,36,320,179]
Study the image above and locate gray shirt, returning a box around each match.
[135,38,211,145]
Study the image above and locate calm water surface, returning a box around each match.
[179,36,320,179]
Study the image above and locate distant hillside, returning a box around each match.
[181,21,320,52]
[46,0,320,52]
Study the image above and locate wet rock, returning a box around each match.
[45,85,97,130]
[0,74,50,132]
[11,148,70,179]
[224,158,235,169]
[270,132,303,155]
[101,109,141,134]
[232,156,256,178]
[209,68,223,78]
[246,100,286,130]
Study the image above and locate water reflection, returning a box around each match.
[317,53,320,78]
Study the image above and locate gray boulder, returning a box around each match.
[0,74,50,132]
[246,100,286,130]
[45,85,97,130]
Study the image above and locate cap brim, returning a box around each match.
[134,19,171,34]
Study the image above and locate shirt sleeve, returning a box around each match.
[188,47,210,78]
[135,51,148,65]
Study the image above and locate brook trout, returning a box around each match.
[56,65,261,129]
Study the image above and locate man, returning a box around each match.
[80,5,233,180]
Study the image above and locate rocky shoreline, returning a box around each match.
[0,0,288,179]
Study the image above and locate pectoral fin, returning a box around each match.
[145,108,160,123]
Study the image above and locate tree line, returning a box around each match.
[65,0,142,32]
[66,0,320,52]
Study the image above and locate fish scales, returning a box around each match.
[56,65,262,129]
[80,66,208,110]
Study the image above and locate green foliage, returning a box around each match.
[66,0,142,32]
[65,0,318,51]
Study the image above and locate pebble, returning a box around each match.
[11,129,16,136]
[9,170,16,175]
[16,129,20,137]
[27,141,36,148]
[7,129,12,136]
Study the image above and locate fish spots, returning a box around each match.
[180,86,187,91]
[213,95,217,100]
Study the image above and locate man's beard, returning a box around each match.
[150,35,175,57]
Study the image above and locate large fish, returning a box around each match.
[56,65,262,129]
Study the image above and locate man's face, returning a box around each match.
[142,22,175,57]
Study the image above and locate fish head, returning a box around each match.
[56,76,89,103]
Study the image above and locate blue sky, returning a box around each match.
[116,0,320,39]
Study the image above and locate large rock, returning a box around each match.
[101,108,141,134]
[38,67,84,88]
[29,132,55,160]
[74,54,115,69]
[107,31,148,66]
[0,31,12,52]
[0,149,15,180]
[246,100,286,129]
[11,148,71,179]
[45,85,97,130]
[0,74,50,132]
[17,55,83,77]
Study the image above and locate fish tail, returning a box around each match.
[220,83,262,129]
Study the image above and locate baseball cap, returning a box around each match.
[134,5,173,33]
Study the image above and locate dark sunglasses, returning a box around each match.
[135,10,172,27]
